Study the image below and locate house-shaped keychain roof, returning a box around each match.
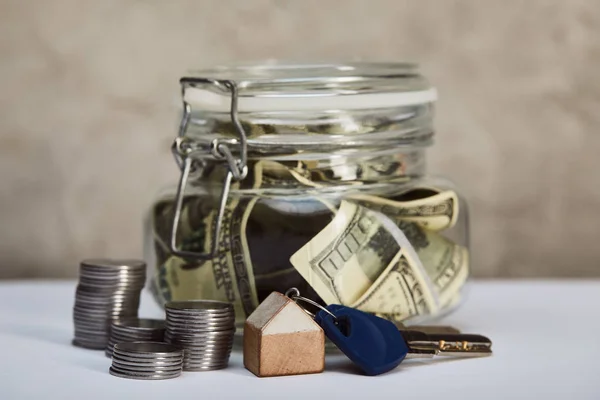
[244,292,325,377]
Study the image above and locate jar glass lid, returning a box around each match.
[182,62,437,113]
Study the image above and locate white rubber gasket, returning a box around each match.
[184,87,437,112]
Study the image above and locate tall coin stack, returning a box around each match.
[73,259,146,350]
[110,342,184,380]
[106,318,166,357]
[165,300,236,371]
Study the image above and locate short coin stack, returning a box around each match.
[165,300,236,371]
[73,259,146,350]
[106,318,166,357]
[109,342,184,380]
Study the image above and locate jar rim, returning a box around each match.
[182,61,436,113]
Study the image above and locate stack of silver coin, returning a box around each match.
[109,342,184,380]
[165,300,235,371]
[105,318,166,357]
[72,259,146,350]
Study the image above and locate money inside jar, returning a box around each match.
[145,63,470,329]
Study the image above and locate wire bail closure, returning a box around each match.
[169,78,248,260]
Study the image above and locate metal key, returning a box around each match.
[401,330,493,358]
[285,289,493,375]
[315,304,493,375]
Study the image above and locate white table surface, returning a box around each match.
[1,280,599,400]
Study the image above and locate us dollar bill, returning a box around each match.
[289,200,439,322]
[397,221,469,307]
[151,197,260,326]
[351,189,458,232]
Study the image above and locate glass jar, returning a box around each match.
[144,63,470,329]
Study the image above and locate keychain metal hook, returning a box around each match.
[285,288,338,322]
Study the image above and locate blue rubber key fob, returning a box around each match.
[315,304,409,376]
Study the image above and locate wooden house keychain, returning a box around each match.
[243,291,325,377]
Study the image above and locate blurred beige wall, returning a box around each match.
[1,0,599,279]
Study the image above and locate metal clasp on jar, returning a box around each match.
[170,78,248,259]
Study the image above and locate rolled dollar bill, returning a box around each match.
[397,221,469,307]
[289,200,440,322]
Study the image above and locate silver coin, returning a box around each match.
[78,277,145,285]
[77,283,145,291]
[73,318,110,326]
[74,328,109,336]
[182,346,233,354]
[110,332,165,342]
[165,324,235,332]
[109,366,180,380]
[111,334,163,340]
[72,339,106,350]
[76,286,143,294]
[183,360,229,367]
[81,258,146,269]
[110,325,165,334]
[165,338,234,347]
[73,332,108,340]
[165,316,235,325]
[111,361,182,373]
[183,356,232,363]
[110,328,165,336]
[178,347,233,355]
[165,312,234,321]
[79,270,146,281]
[183,352,233,360]
[75,298,138,305]
[165,311,234,319]
[78,272,146,279]
[165,332,234,340]
[74,300,139,307]
[165,323,234,331]
[109,337,164,347]
[165,329,235,337]
[73,321,110,330]
[111,355,183,366]
[111,360,182,370]
[74,309,137,317]
[74,299,139,307]
[182,364,228,371]
[74,335,109,343]
[74,307,137,315]
[110,359,182,369]
[110,365,181,375]
[110,365,182,375]
[165,308,234,316]
[113,341,182,356]
[112,318,166,330]
[74,305,139,313]
[183,357,230,365]
[180,341,233,348]
[74,325,109,333]
[75,289,141,297]
[111,352,184,363]
[79,269,146,278]
[165,316,235,323]
[74,301,139,310]
[166,300,233,312]
[110,364,181,374]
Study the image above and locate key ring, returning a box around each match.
[285,288,338,322]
